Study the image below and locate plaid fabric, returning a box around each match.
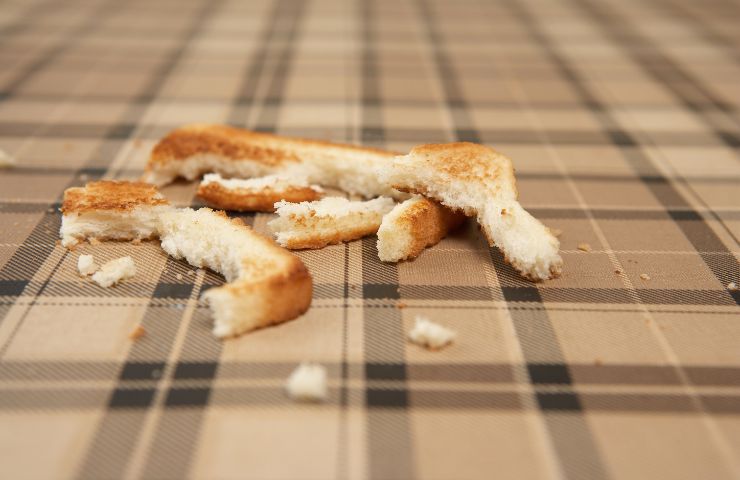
[1,0,739,478]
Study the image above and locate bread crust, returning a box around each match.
[196,181,322,212]
[61,180,168,214]
[280,221,382,250]
[379,198,466,262]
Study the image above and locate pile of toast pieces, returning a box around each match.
[60,124,562,339]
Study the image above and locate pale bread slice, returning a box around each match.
[377,196,465,262]
[378,143,562,281]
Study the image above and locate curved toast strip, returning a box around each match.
[197,173,323,212]
[378,143,562,281]
[144,123,402,198]
[159,208,312,338]
[60,182,313,338]
[269,197,395,249]
[377,196,466,262]
[60,180,170,247]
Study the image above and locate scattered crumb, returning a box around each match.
[0,149,16,168]
[176,273,183,280]
[614,269,622,275]
[89,238,101,246]
[396,302,407,309]
[577,243,592,252]
[285,363,327,402]
[408,316,456,350]
[187,270,195,276]
[129,325,146,340]
[77,254,97,276]
[551,228,563,238]
[131,238,142,245]
[594,358,603,366]
[639,273,650,281]
[728,282,738,291]
[92,256,136,288]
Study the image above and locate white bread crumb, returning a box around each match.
[639,273,651,281]
[577,243,592,252]
[0,149,16,168]
[92,256,136,287]
[77,254,97,276]
[728,282,738,291]
[270,196,395,249]
[285,363,327,402]
[408,316,456,350]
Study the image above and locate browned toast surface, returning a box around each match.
[197,182,322,212]
[61,181,168,214]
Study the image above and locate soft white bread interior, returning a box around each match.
[269,197,395,249]
[159,208,312,338]
[60,181,171,247]
[143,124,403,199]
[378,143,562,281]
[377,196,466,262]
[197,173,324,212]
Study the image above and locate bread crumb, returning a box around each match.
[0,149,16,168]
[89,238,101,246]
[577,243,592,252]
[728,282,738,291]
[396,302,407,309]
[77,254,97,276]
[551,228,563,238]
[187,270,195,276]
[131,238,142,245]
[408,316,456,350]
[129,325,146,340]
[92,256,136,287]
[639,273,650,281]
[285,363,327,402]
[176,273,183,280]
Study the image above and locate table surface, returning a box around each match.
[1,0,739,479]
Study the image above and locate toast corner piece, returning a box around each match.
[60,180,170,247]
[205,258,313,338]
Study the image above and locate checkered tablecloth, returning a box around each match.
[1,0,739,479]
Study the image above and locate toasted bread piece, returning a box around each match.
[269,197,395,249]
[60,180,171,247]
[378,143,562,281]
[197,173,324,212]
[377,196,465,262]
[60,181,312,338]
[143,124,402,198]
[159,208,312,337]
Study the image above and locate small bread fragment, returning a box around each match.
[92,256,136,288]
[197,173,323,212]
[77,254,97,276]
[408,316,456,350]
[378,143,562,281]
[285,363,328,402]
[60,180,171,247]
[377,196,465,262]
[269,197,395,249]
[0,149,16,168]
[144,124,402,198]
[159,208,312,338]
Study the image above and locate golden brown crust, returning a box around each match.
[196,182,323,212]
[61,181,168,214]
[282,223,380,250]
[399,199,466,260]
[148,123,397,168]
